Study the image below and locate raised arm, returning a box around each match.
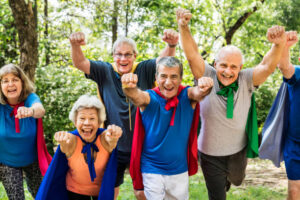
[277,31,298,79]
[252,26,286,86]
[121,73,150,111]
[69,32,91,75]
[157,29,179,62]
[176,8,205,79]
[54,131,77,157]
[188,77,213,108]
[100,124,122,153]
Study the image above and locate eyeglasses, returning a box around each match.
[1,78,21,85]
[114,53,134,59]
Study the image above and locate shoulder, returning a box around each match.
[89,60,113,72]
[25,93,41,105]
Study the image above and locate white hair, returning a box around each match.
[69,95,106,125]
[215,45,244,64]
[112,37,138,54]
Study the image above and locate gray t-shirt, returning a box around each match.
[198,63,255,156]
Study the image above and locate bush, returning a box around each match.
[35,64,97,154]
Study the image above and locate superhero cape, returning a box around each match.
[36,128,117,200]
[10,102,51,175]
[259,83,289,167]
[129,86,199,190]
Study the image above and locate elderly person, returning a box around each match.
[69,30,179,200]
[36,95,122,200]
[0,64,50,199]
[177,8,286,200]
[122,57,213,199]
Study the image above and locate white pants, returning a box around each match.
[142,171,189,200]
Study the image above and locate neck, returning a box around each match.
[7,98,19,106]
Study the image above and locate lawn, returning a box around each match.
[0,168,286,200]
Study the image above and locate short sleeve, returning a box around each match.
[85,60,112,85]
[283,66,300,86]
[25,93,41,107]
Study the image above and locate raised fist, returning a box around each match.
[267,25,286,45]
[163,29,179,46]
[197,77,214,96]
[121,73,138,89]
[69,32,86,46]
[105,124,122,144]
[176,8,192,26]
[285,31,298,48]
[15,106,34,119]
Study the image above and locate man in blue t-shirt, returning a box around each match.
[69,30,179,199]
[122,56,213,199]
[277,31,300,200]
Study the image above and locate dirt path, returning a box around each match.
[239,158,287,191]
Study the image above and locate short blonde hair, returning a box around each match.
[69,95,106,125]
[0,64,35,105]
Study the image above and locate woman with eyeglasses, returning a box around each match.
[0,64,51,199]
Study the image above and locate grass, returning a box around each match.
[0,172,286,200]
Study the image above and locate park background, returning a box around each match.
[0,0,299,199]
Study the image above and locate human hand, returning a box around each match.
[267,25,286,45]
[69,32,86,46]
[121,73,138,89]
[197,77,214,96]
[15,106,34,119]
[285,31,298,48]
[54,131,74,145]
[105,124,122,144]
[176,8,192,26]
[162,29,179,47]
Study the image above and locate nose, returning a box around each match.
[165,77,172,86]
[83,119,90,125]
[224,67,232,75]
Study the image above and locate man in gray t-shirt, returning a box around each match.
[177,9,286,200]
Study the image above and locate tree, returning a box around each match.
[8,0,38,81]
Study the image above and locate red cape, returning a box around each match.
[129,86,199,190]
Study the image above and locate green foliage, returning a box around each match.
[35,64,97,154]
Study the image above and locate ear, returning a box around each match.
[214,61,217,68]
[240,64,243,70]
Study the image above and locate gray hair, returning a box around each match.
[112,37,138,54]
[215,45,244,65]
[69,95,106,125]
[0,64,35,105]
[156,56,183,78]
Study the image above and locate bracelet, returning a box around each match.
[168,44,177,48]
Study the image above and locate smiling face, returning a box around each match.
[113,43,136,75]
[156,65,182,100]
[75,108,100,142]
[1,73,22,104]
[214,51,243,86]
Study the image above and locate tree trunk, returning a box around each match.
[125,0,130,37]
[225,0,265,45]
[44,0,50,65]
[8,0,38,81]
[112,0,119,47]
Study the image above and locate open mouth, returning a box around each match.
[7,89,17,94]
[81,128,93,137]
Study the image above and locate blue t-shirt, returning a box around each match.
[0,93,41,167]
[283,66,300,142]
[86,59,156,152]
[140,87,195,175]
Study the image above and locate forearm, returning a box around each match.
[123,87,150,108]
[100,133,117,153]
[253,43,285,86]
[71,45,90,74]
[31,103,45,118]
[278,47,295,79]
[179,25,204,79]
[157,46,176,62]
[188,87,211,102]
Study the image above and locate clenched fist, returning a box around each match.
[69,32,86,46]
[197,77,214,97]
[176,8,192,26]
[121,73,138,89]
[163,29,179,47]
[267,25,286,45]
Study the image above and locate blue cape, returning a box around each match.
[259,83,289,167]
[36,128,117,200]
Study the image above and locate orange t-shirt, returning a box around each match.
[66,135,110,196]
